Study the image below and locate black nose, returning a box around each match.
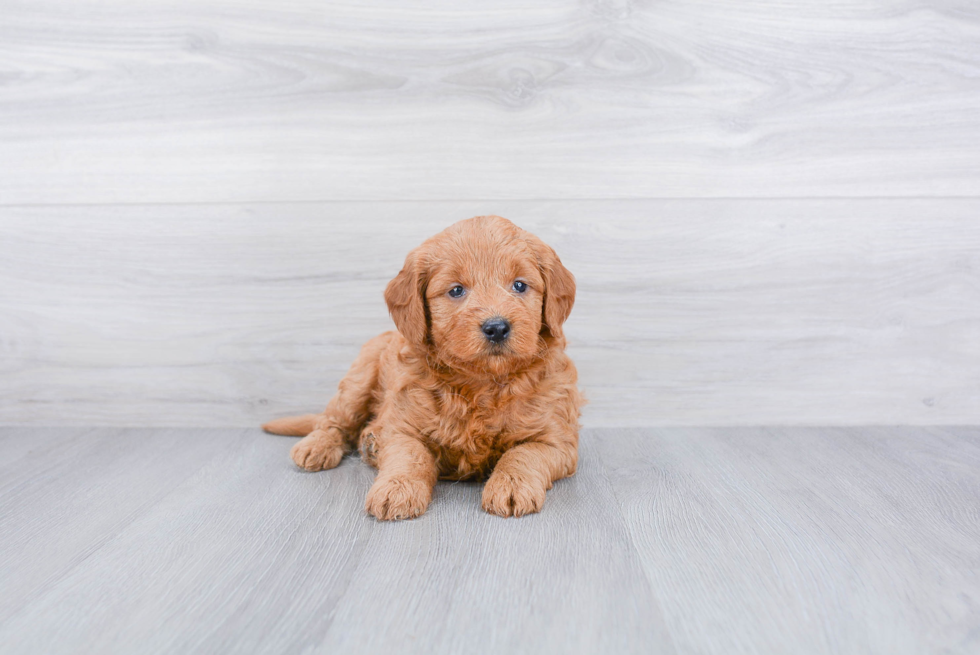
[481,318,511,343]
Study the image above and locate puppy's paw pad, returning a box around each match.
[290,434,345,471]
[365,476,431,521]
[482,473,546,517]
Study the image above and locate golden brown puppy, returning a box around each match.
[263,215,584,520]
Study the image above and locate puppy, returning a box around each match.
[263,215,584,520]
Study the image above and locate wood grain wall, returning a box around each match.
[1,1,978,426]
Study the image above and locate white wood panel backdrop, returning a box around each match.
[2,200,978,426]
[1,1,979,426]
[1,0,979,203]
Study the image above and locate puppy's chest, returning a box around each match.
[430,387,523,479]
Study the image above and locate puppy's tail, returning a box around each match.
[261,414,319,436]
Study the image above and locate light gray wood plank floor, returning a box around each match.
[1,426,978,654]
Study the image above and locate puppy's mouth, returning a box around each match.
[486,343,510,357]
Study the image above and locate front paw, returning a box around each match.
[291,432,345,471]
[482,471,547,517]
[365,476,432,521]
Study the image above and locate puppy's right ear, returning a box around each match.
[384,247,428,347]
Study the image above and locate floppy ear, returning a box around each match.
[527,235,576,343]
[384,247,429,347]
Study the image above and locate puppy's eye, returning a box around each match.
[512,280,528,293]
[448,285,465,298]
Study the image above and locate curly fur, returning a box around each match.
[263,215,585,520]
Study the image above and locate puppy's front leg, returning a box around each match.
[483,441,577,517]
[364,433,438,521]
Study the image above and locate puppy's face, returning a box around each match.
[385,216,575,378]
[425,237,545,371]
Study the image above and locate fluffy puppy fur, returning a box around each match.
[263,215,584,520]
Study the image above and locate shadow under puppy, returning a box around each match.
[263,215,585,520]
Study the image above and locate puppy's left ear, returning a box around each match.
[528,235,576,344]
[384,246,429,348]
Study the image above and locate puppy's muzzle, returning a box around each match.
[481,317,511,344]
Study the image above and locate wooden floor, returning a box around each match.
[1,426,978,654]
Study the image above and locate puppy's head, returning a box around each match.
[385,215,575,377]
